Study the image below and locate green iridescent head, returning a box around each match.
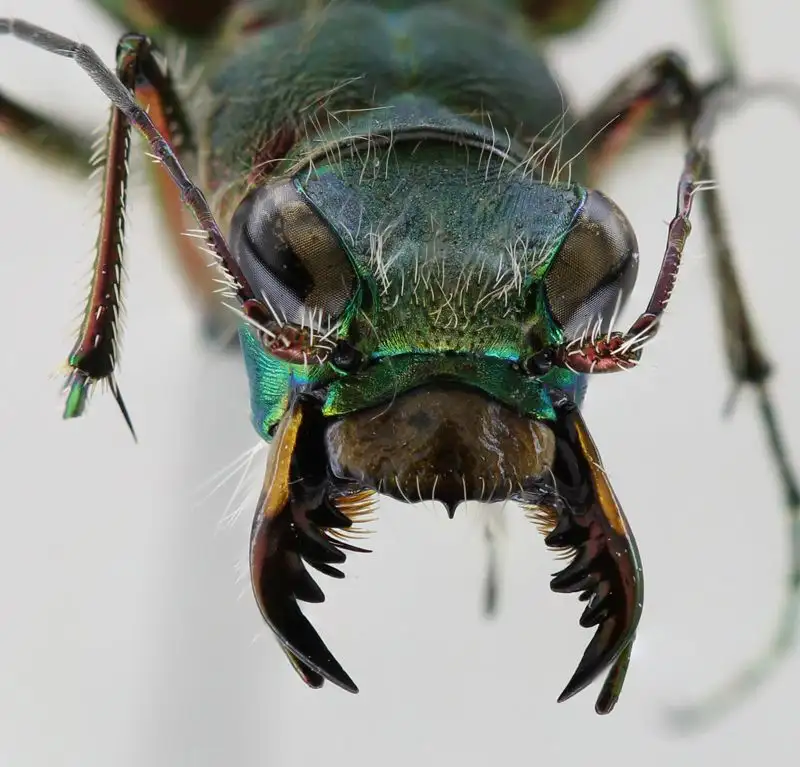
[228,136,637,506]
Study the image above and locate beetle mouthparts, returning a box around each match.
[249,399,378,693]
[325,384,557,513]
[534,399,643,713]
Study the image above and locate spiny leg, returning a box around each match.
[0,31,234,347]
[0,91,92,171]
[0,19,254,433]
[63,33,197,436]
[60,35,138,436]
[576,40,800,726]
[115,35,238,346]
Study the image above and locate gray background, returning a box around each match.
[1,0,798,764]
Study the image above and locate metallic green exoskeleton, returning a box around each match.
[2,0,798,724]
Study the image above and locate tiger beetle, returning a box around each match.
[1,0,798,724]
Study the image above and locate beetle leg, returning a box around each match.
[0,20,254,432]
[554,51,705,375]
[0,90,92,171]
[576,45,800,727]
[62,32,205,435]
[580,51,778,401]
[250,397,373,693]
[114,34,240,346]
[582,52,701,182]
[522,397,643,713]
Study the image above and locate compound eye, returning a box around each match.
[229,181,356,333]
[544,190,639,339]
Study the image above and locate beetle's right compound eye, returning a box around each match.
[229,181,357,333]
[544,190,639,339]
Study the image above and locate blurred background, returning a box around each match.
[1,0,798,765]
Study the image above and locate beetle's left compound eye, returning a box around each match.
[229,182,357,345]
[544,190,639,339]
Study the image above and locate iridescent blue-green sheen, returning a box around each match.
[239,326,332,439]
[323,353,557,420]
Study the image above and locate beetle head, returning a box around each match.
[226,144,643,713]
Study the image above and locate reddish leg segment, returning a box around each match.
[0,19,253,434]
